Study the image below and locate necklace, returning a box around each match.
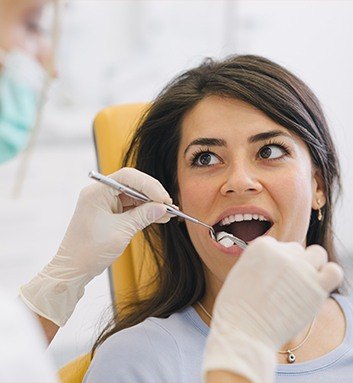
[197,301,213,320]
[196,301,316,364]
[277,317,316,363]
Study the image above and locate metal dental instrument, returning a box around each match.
[89,170,248,249]
[216,232,248,250]
[88,170,217,238]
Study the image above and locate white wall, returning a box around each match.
[0,0,352,368]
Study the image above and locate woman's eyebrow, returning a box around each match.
[183,131,293,157]
[248,130,293,144]
[183,138,226,157]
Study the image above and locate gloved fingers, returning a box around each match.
[77,180,124,214]
[244,238,304,271]
[304,245,328,271]
[117,196,175,223]
[119,193,144,208]
[317,262,344,293]
[154,211,173,224]
[252,237,304,258]
[269,241,327,272]
[115,202,170,235]
[282,241,306,258]
[110,167,173,204]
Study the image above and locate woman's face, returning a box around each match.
[177,96,325,292]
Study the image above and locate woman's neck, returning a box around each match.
[193,287,218,327]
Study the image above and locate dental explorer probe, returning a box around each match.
[88,170,248,249]
[215,232,248,250]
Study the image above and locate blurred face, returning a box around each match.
[177,96,325,294]
[0,0,53,69]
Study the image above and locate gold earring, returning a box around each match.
[317,200,323,221]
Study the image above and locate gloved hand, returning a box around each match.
[203,236,343,383]
[20,167,172,326]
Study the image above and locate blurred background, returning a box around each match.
[0,0,352,369]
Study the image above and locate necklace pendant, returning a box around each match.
[287,351,296,364]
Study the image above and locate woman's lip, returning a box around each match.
[212,236,244,256]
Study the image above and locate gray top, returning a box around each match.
[84,293,353,383]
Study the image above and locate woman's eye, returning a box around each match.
[258,145,286,160]
[193,152,220,166]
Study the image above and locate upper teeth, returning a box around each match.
[219,213,268,226]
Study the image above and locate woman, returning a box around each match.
[82,54,352,382]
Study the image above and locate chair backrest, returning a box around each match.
[92,102,158,307]
[58,354,90,383]
[59,103,158,383]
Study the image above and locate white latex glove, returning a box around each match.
[203,236,343,383]
[20,168,172,326]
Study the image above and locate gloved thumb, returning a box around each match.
[318,262,344,293]
[120,202,169,234]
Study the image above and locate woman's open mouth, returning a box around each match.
[212,213,273,243]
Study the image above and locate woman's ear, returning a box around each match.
[312,169,326,209]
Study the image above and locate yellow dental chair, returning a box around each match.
[58,103,158,382]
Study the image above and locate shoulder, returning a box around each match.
[331,293,353,341]
[84,321,168,383]
[84,306,208,383]
[148,305,209,338]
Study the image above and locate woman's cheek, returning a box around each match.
[179,179,211,213]
[271,172,313,242]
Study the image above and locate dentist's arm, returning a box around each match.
[204,237,343,383]
[36,315,59,343]
[20,168,172,343]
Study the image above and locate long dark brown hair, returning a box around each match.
[93,54,341,353]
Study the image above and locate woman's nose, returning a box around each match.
[220,160,263,196]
